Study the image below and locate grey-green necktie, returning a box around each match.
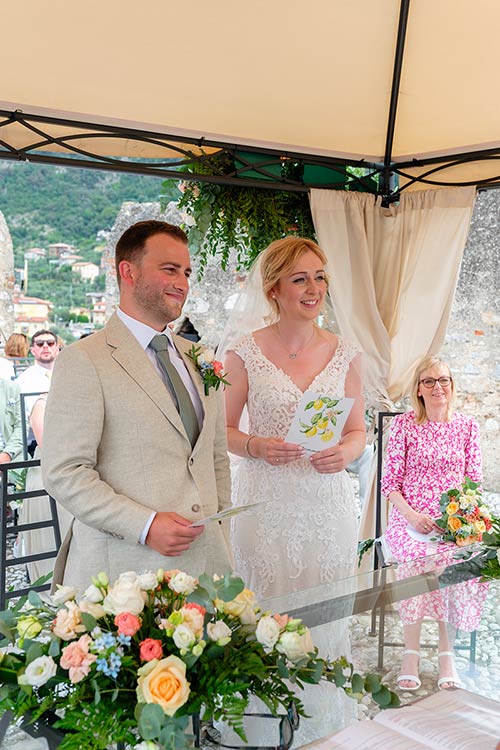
[150,334,200,448]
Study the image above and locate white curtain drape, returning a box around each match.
[309,186,476,538]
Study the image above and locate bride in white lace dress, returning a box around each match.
[223,238,366,745]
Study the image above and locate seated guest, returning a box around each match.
[381,355,488,691]
[0,378,24,488]
[1,332,31,380]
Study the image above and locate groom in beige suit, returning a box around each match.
[42,220,233,591]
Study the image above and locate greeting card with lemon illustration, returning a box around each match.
[286,391,354,452]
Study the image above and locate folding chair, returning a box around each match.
[0,459,62,610]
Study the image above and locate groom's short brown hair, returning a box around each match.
[115,220,188,284]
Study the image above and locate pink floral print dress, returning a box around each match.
[381,411,488,631]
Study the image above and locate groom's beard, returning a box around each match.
[133,275,187,327]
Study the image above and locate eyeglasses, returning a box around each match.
[204,703,299,750]
[33,340,56,348]
[419,377,452,389]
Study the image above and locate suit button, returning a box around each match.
[191,504,201,513]
[189,458,194,466]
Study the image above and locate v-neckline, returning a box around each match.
[249,333,343,395]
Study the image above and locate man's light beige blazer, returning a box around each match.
[42,313,233,592]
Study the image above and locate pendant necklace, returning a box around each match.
[273,324,316,359]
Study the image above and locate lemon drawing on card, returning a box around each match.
[300,396,344,444]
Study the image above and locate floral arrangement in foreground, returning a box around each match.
[434,477,493,546]
[186,345,230,395]
[0,569,399,750]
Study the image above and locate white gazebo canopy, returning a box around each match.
[1,0,500,198]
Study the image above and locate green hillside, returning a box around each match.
[0,161,180,265]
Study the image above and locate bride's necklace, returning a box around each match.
[273,324,316,359]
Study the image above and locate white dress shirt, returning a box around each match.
[116,308,205,544]
[16,363,52,418]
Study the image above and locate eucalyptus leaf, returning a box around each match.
[139,703,166,740]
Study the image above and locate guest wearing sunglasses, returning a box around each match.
[16,330,60,418]
[381,355,487,692]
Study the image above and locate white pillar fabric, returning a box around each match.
[310,186,476,541]
[309,186,476,409]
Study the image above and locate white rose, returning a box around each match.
[172,624,196,650]
[169,572,197,595]
[79,599,106,620]
[137,571,158,591]
[256,616,280,649]
[103,580,146,616]
[207,620,232,644]
[276,629,314,662]
[82,584,103,603]
[18,655,57,687]
[51,585,78,606]
[117,571,139,584]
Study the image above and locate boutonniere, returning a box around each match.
[186,345,230,396]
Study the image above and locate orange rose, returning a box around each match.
[136,656,190,716]
[456,535,477,547]
[446,501,459,515]
[447,516,462,532]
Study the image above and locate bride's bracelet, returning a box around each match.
[245,435,258,459]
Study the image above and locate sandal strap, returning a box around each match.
[438,676,462,688]
[403,649,420,657]
[438,651,455,658]
[397,674,421,687]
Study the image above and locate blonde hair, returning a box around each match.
[411,355,456,424]
[4,333,30,358]
[260,237,328,316]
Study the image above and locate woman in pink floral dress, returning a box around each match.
[381,355,488,691]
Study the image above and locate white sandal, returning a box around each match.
[437,651,462,690]
[396,649,421,690]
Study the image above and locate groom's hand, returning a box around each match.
[146,512,204,556]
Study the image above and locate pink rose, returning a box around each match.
[140,638,163,662]
[163,569,180,583]
[60,634,97,683]
[114,612,141,636]
[212,361,224,376]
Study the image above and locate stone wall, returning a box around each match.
[441,191,500,490]
[0,210,15,344]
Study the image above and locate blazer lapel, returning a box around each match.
[105,314,189,442]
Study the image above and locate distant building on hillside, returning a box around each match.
[58,253,84,266]
[13,293,53,336]
[48,242,77,258]
[72,261,100,282]
[86,292,106,326]
[24,247,46,261]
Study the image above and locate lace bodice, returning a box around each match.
[234,333,359,439]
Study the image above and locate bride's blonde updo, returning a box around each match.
[260,237,329,316]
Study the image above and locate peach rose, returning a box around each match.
[53,601,87,641]
[273,613,289,629]
[448,516,462,532]
[223,588,257,625]
[446,501,459,515]
[60,634,97,683]
[180,603,205,637]
[136,655,190,716]
[115,612,141,637]
[140,638,163,662]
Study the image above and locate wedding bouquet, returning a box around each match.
[435,477,493,546]
[0,569,398,750]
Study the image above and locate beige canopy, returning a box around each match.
[1,0,500,197]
